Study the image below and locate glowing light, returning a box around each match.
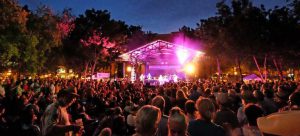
[173,74,178,82]
[176,48,189,64]
[234,71,238,75]
[58,68,66,74]
[6,70,12,76]
[185,64,195,74]
[147,73,152,80]
[127,66,132,72]
[163,75,169,82]
[130,67,136,83]
[196,51,204,57]
[140,74,145,81]
[158,75,164,85]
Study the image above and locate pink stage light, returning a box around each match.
[176,48,189,64]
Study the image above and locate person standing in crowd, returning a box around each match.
[134,105,161,136]
[257,91,300,135]
[151,96,169,136]
[188,85,200,102]
[168,107,188,136]
[280,91,300,111]
[40,88,83,136]
[0,80,5,98]
[188,97,225,136]
[237,90,256,126]
[214,92,240,136]
[242,104,263,136]
[98,127,112,136]
[175,90,188,111]
[184,100,198,123]
[19,105,40,136]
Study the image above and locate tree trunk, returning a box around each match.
[279,60,284,80]
[237,58,243,83]
[253,56,264,82]
[109,63,112,79]
[264,55,267,82]
[91,59,97,80]
[217,58,221,82]
[90,47,100,80]
[273,58,283,81]
[83,62,89,80]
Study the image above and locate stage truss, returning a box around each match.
[120,40,204,64]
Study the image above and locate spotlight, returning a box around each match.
[185,64,195,74]
[127,66,132,72]
[176,48,189,64]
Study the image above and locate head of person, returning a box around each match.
[192,84,198,91]
[289,91,300,108]
[253,90,264,102]
[241,90,256,105]
[57,88,78,107]
[21,105,37,125]
[185,100,196,115]
[176,90,187,100]
[151,96,165,114]
[196,97,215,122]
[203,88,211,97]
[168,107,188,136]
[244,104,264,126]
[114,107,123,115]
[263,88,274,99]
[135,105,161,136]
[216,92,229,107]
[98,127,112,136]
[181,86,189,95]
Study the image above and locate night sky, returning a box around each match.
[19,0,286,34]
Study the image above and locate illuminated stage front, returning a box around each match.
[120,40,204,83]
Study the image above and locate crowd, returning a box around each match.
[0,77,299,136]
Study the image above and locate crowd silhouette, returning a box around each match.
[0,78,299,136]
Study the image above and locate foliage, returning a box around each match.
[65,9,135,76]
[195,0,300,75]
[0,0,72,73]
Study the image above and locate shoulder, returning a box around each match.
[162,115,169,119]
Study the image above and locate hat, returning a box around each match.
[257,110,300,135]
[57,88,79,98]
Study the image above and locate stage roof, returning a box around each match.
[120,40,204,65]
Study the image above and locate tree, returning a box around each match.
[195,0,300,81]
[67,9,132,78]
[0,0,28,72]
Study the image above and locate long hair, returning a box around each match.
[135,105,161,136]
[176,90,188,100]
[168,107,188,136]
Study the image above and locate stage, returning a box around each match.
[120,40,204,83]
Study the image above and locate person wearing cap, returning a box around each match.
[257,91,300,135]
[279,91,300,111]
[41,88,83,136]
[257,110,300,135]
